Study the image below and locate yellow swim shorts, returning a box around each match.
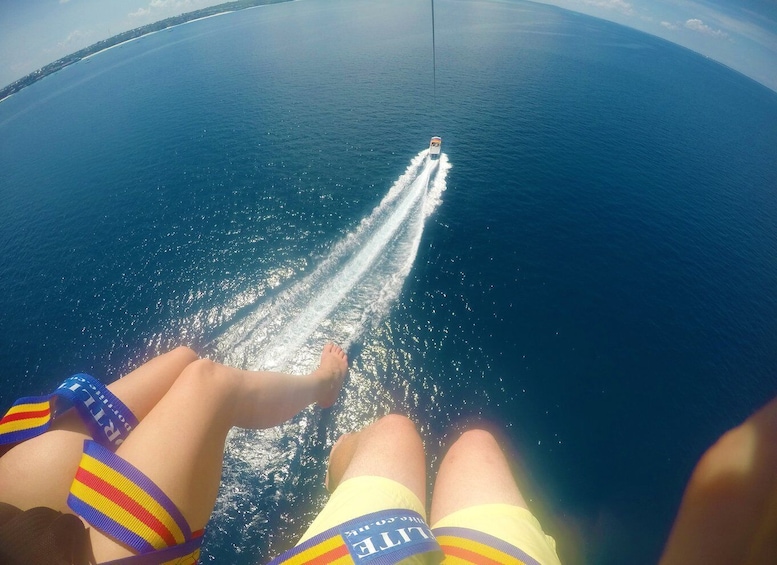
[431,503,562,565]
[287,478,560,565]
[298,475,427,543]
[266,477,438,565]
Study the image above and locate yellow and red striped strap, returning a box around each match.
[67,440,200,557]
[0,399,52,444]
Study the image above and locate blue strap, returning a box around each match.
[53,373,138,449]
[0,373,138,451]
[99,535,203,564]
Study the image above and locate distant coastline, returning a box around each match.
[0,0,291,103]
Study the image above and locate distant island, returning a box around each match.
[0,0,291,103]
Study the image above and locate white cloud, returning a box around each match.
[129,0,202,19]
[151,0,188,9]
[684,18,729,39]
[129,7,152,18]
[582,0,634,16]
[660,21,679,31]
[58,29,91,49]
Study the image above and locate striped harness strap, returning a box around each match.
[68,440,203,563]
[432,527,541,565]
[269,509,442,565]
[0,373,137,451]
[100,538,203,565]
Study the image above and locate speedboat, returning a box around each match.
[429,136,441,160]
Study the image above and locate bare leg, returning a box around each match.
[296,414,428,544]
[429,428,564,565]
[0,346,199,511]
[325,414,426,503]
[659,395,777,565]
[103,346,200,421]
[88,343,348,562]
[0,343,347,557]
[430,428,527,525]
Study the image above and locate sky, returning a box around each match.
[533,0,777,92]
[0,0,775,92]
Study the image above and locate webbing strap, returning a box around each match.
[101,532,203,565]
[432,527,540,565]
[68,440,197,555]
[269,508,442,565]
[0,373,138,450]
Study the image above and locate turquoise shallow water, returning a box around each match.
[1,1,776,563]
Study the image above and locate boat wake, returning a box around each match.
[213,149,450,374]
[206,149,450,554]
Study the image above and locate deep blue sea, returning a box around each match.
[1,0,776,563]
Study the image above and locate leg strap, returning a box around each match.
[0,373,138,450]
[68,440,203,557]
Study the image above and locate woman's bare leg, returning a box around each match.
[0,344,346,531]
[103,346,200,421]
[0,346,199,512]
[430,428,527,525]
[88,343,348,562]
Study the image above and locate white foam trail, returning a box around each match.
[213,150,449,373]
[208,150,450,540]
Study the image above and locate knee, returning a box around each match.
[175,358,235,397]
[444,427,519,473]
[458,428,498,445]
[450,427,500,455]
[169,345,199,365]
[371,414,420,438]
[180,357,221,379]
[691,425,755,489]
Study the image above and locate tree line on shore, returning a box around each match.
[0,0,289,102]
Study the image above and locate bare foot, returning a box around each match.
[313,342,348,409]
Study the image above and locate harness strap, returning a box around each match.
[269,508,442,565]
[432,527,540,565]
[0,373,138,451]
[68,440,201,556]
[100,534,203,565]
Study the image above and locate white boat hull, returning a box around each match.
[429,136,442,160]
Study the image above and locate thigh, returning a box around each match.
[0,347,197,513]
[430,428,527,525]
[84,359,238,562]
[330,414,427,504]
[0,424,90,513]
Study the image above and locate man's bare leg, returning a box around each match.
[295,414,427,545]
[325,414,426,503]
[430,428,527,525]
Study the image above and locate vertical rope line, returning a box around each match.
[431,0,436,104]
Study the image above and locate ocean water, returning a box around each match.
[1,0,776,563]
